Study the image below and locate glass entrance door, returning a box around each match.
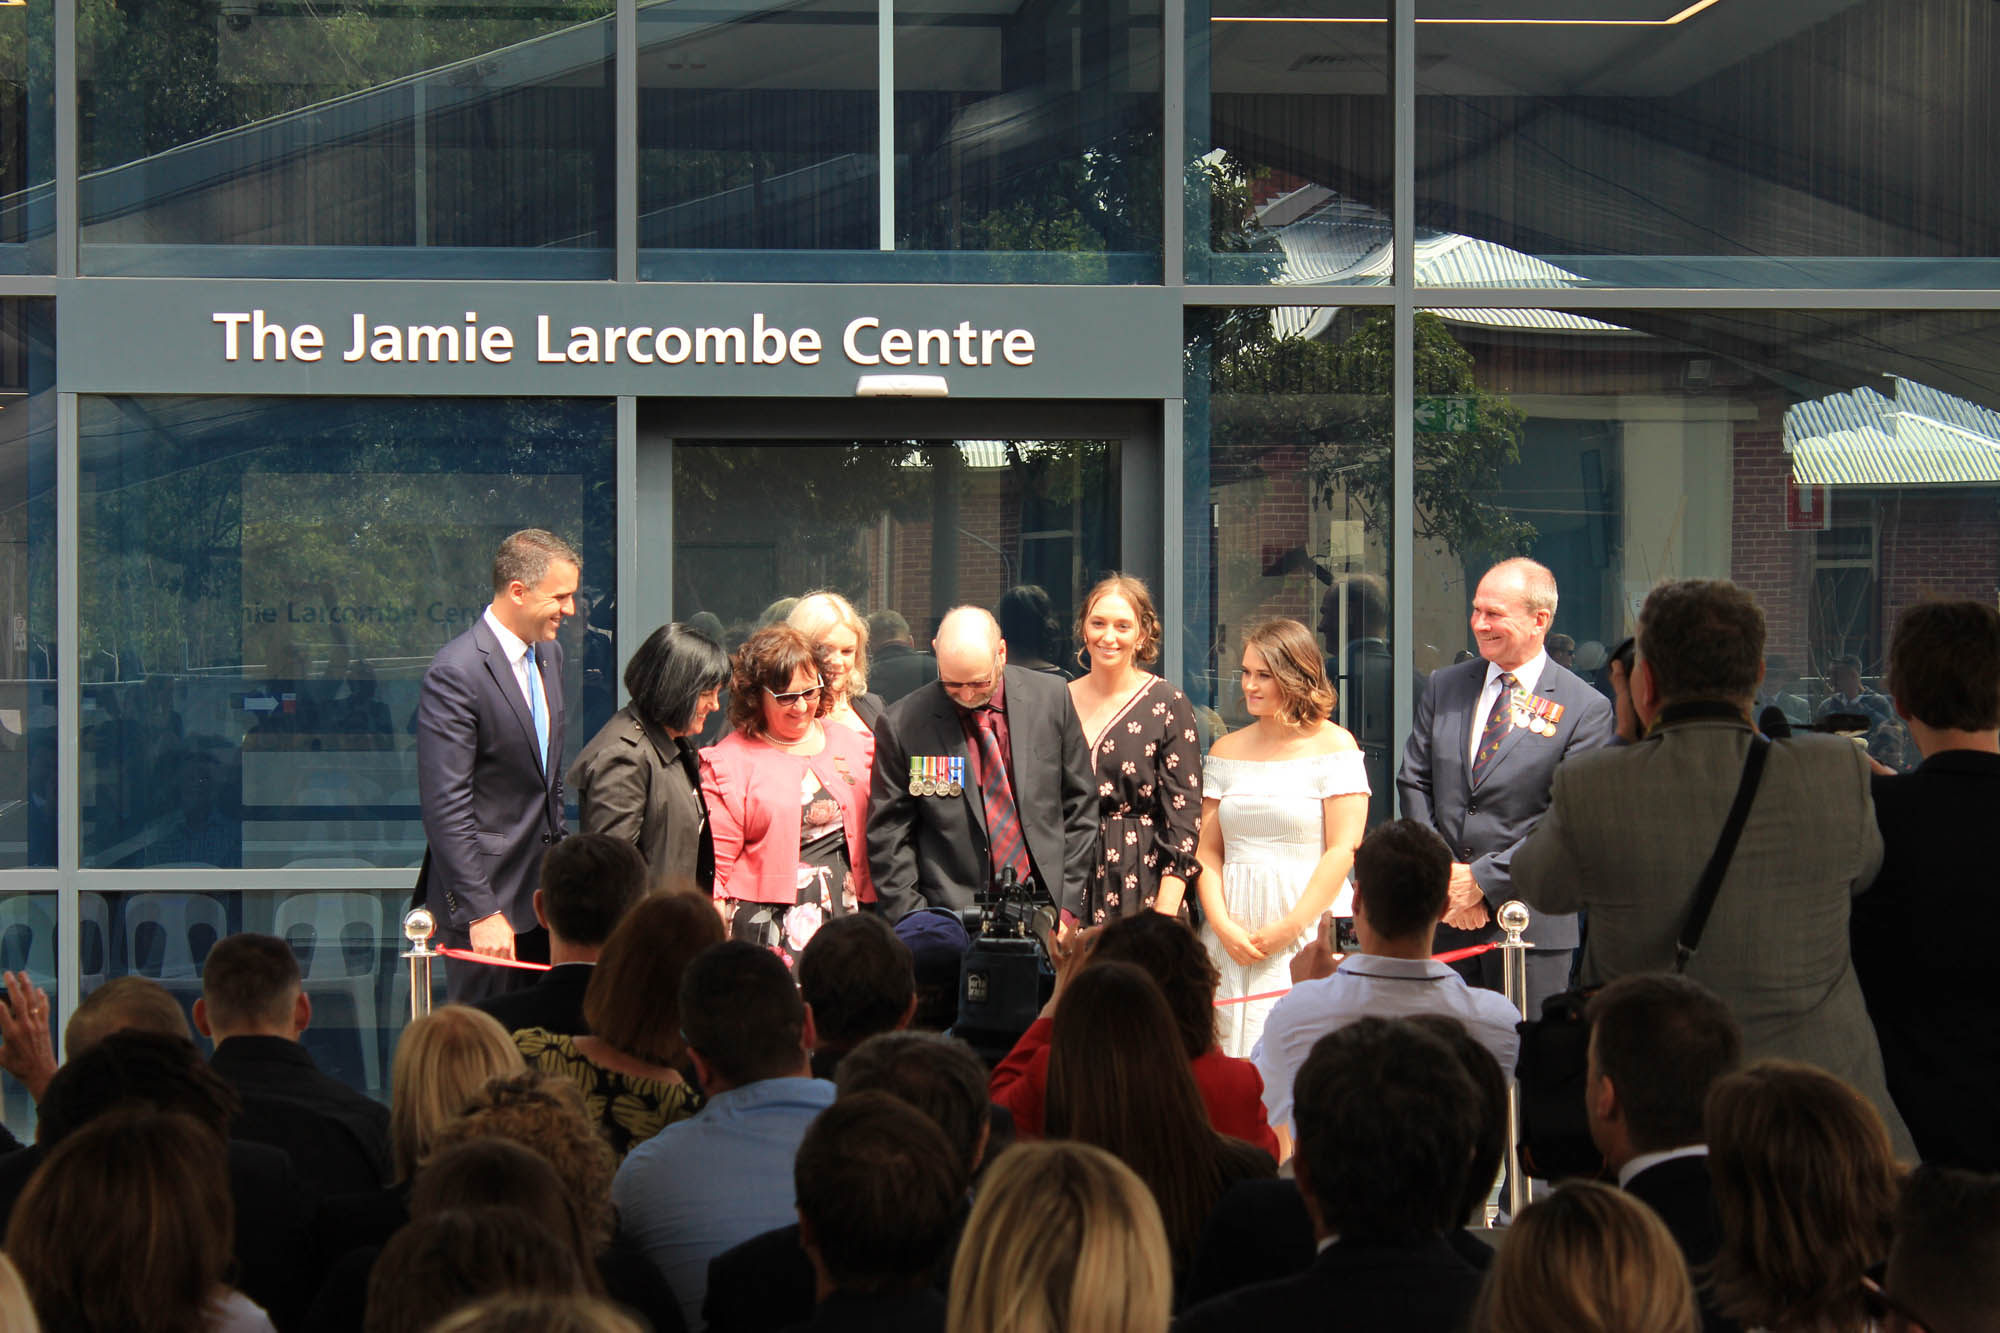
[673,437,1118,720]
[635,400,1158,723]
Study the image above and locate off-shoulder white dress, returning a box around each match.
[1201,750,1371,1057]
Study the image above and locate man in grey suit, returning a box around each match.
[1399,557,1615,1013]
[416,529,578,1004]
[1510,579,1914,1154]
[867,606,1097,923]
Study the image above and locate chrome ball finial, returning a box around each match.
[1497,900,1531,937]
[403,906,437,947]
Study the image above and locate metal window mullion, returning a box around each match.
[54,0,75,277]
[616,396,637,706]
[616,0,637,282]
[55,391,77,1052]
[1391,0,1415,771]
[1163,0,1185,286]
[878,0,894,252]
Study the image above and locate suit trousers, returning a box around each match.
[1451,946,1572,1020]
[443,925,550,1005]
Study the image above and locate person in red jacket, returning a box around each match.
[989,910,1278,1159]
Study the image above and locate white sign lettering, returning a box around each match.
[214,310,1035,371]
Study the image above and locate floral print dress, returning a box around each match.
[727,766,853,965]
[1081,676,1205,924]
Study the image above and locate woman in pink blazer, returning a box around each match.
[700,624,876,964]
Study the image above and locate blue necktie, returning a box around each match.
[528,651,549,773]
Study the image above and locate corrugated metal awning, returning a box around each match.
[1788,378,2000,487]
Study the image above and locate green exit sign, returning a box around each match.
[1414,395,1475,432]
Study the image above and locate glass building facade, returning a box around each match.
[4,0,1997,1122]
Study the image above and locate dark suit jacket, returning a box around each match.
[211,1035,393,1192]
[1853,749,2000,1171]
[474,961,595,1037]
[569,704,714,891]
[852,692,885,732]
[867,668,1097,920]
[780,1288,945,1333]
[706,1202,970,1333]
[1174,1237,1485,1333]
[1398,654,1615,949]
[1625,1155,1734,1333]
[415,616,567,938]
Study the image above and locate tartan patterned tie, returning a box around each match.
[972,708,1034,887]
[1470,672,1518,785]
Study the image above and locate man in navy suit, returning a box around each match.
[1397,557,1615,1013]
[416,529,578,1004]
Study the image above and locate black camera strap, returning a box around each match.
[1674,733,1770,975]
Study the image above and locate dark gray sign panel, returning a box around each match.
[62,280,1184,398]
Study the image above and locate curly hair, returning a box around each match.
[428,1072,618,1250]
[1243,619,1336,727]
[1076,575,1161,667]
[725,624,834,736]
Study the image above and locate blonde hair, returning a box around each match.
[389,1006,527,1181]
[1077,575,1161,667]
[789,591,870,698]
[1243,619,1335,728]
[430,1296,642,1333]
[1472,1181,1697,1333]
[0,1250,40,1332]
[947,1142,1172,1333]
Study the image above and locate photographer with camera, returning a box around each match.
[1252,820,1518,1159]
[1509,578,1914,1158]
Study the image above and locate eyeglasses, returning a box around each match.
[1860,1270,1928,1331]
[767,679,824,707]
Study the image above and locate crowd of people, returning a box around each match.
[0,530,1993,1332]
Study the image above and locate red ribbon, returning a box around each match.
[1212,942,1499,1006]
[435,946,553,973]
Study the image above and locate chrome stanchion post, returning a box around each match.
[402,907,439,1022]
[1497,899,1533,1223]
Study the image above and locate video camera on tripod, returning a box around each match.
[954,868,1058,1064]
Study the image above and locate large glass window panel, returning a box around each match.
[637,0,881,281]
[0,891,57,1136]
[1417,1,2000,288]
[639,0,1163,281]
[0,301,55,868]
[1187,1,1392,286]
[672,438,1119,736]
[93,888,435,1100]
[0,0,54,271]
[893,0,1163,282]
[78,398,616,868]
[1412,307,2000,774]
[79,0,614,277]
[1184,306,1395,824]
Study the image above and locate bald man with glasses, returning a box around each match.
[867,606,1097,924]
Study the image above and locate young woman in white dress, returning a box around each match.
[1193,618,1370,1057]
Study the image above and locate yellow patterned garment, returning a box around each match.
[514,1027,704,1161]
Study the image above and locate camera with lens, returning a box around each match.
[954,868,1056,1065]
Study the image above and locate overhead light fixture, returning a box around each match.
[1214,0,1721,25]
[856,374,950,398]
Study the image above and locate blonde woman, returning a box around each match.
[788,591,883,741]
[1193,619,1369,1056]
[1471,1181,1698,1333]
[948,1141,1172,1333]
[389,1005,528,1182]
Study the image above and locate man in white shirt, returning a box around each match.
[415,529,579,1003]
[1253,820,1520,1149]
